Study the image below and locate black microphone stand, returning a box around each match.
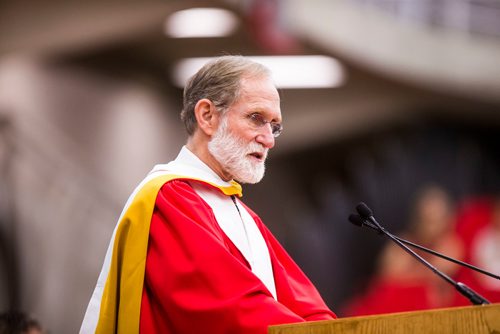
[355,202,490,306]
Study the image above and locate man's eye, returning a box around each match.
[249,113,265,125]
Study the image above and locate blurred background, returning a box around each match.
[1,0,500,332]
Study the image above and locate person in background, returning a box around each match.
[470,199,500,299]
[0,311,44,334]
[80,55,335,333]
[454,196,500,304]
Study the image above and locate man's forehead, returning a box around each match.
[239,76,280,100]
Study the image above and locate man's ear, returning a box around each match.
[194,98,219,136]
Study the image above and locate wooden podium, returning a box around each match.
[269,304,500,334]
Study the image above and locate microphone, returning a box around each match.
[349,213,387,236]
[348,213,500,281]
[348,213,380,232]
[352,202,490,306]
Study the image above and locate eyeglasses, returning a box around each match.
[246,113,283,138]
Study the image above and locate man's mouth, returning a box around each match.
[248,152,266,162]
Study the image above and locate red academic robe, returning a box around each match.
[139,179,336,333]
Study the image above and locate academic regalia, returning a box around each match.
[81,147,335,334]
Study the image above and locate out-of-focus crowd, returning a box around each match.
[343,186,500,316]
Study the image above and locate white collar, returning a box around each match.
[149,146,234,188]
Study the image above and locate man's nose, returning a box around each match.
[255,125,275,149]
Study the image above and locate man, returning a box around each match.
[81,55,335,334]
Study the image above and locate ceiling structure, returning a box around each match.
[283,0,500,104]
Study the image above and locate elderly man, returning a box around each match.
[81,56,335,334]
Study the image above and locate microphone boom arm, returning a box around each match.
[354,215,500,281]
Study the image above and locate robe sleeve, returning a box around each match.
[140,180,321,334]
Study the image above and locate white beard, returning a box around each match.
[208,118,267,184]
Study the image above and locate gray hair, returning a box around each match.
[181,55,271,136]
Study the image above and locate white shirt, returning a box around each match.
[150,146,277,299]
